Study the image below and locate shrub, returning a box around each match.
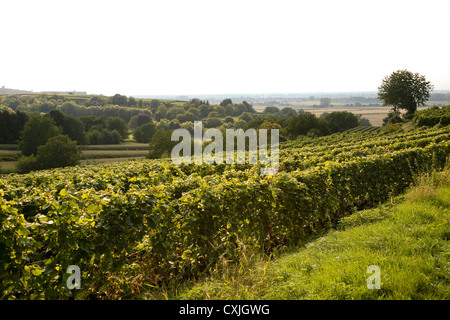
[205,117,223,128]
[413,105,450,127]
[86,129,121,145]
[133,122,157,143]
[86,130,102,145]
[16,135,81,173]
[16,155,40,173]
[148,129,177,159]
[106,117,129,140]
[19,116,61,156]
[36,135,81,170]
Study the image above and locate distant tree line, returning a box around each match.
[145,109,366,159]
[0,93,371,165]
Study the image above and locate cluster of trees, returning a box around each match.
[125,98,258,144]
[1,109,131,172]
[47,110,129,145]
[142,99,367,157]
[1,93,144,111]
[0,110,29,144]
[150,98,256,124]
[0,94,258,127]
[16,115,82,173]
[0,108,130,146]
[7,82,424,167]
[0,95,259,145]
[79,115,129,144]
[17,135,82,174]
[145,110,365,159]
[244,110,364,139]
[58,102,148,123]
[1,94,151,123]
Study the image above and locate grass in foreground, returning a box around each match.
[168,169,450,300]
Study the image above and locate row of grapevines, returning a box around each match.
[0,125,449,299]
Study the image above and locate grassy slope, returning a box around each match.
[173,170,450,300]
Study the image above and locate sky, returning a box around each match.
[1,0,449,96]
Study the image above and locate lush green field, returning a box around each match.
[0,124,449,299]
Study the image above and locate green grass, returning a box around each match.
[0,144,19,150]
[81,149,148,159]
[0,161,17,173]
[170,169,450,300]
[80,143,148,151]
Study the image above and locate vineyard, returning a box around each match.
[1,124,449,299]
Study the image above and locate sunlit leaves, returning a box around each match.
[0,125,449,299]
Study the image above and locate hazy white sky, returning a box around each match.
[1,0,449,96]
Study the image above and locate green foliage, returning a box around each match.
[79,116,105,132]
[127,96,137,107]
[86,129,121,145]
[101,129,121,145]
[48,109,87,144]
[86,130,102,145]
[110,93,128,106]
[383,110,404,125]
[62,116,87,145]
[148,129,177,159]
[182,179,450,300]
[224,116,234,124]
[16,154,39,174]
[129,113,152,129]
[19,116,62,156]
[287,113,319,137]
[383,123,404,133]
[205,117,223,128]
[413,105,450,127]
[0,110,28,144]
[106,117,129,140]
[323,111,359,133]
[133,122,157,143]
[1,124,449,299]
[220,98,233,107]
[285,111,361,138]
[279,107,297,118]
[378,69,434,116]
[36,135,81,170]
[166,107,185,120]
[263,106,279,115]
[16,135,81,173]
[358,117,372,127]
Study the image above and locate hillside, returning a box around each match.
[175,168,450,300]
[0,124,449,299]
[0,87,32,95]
